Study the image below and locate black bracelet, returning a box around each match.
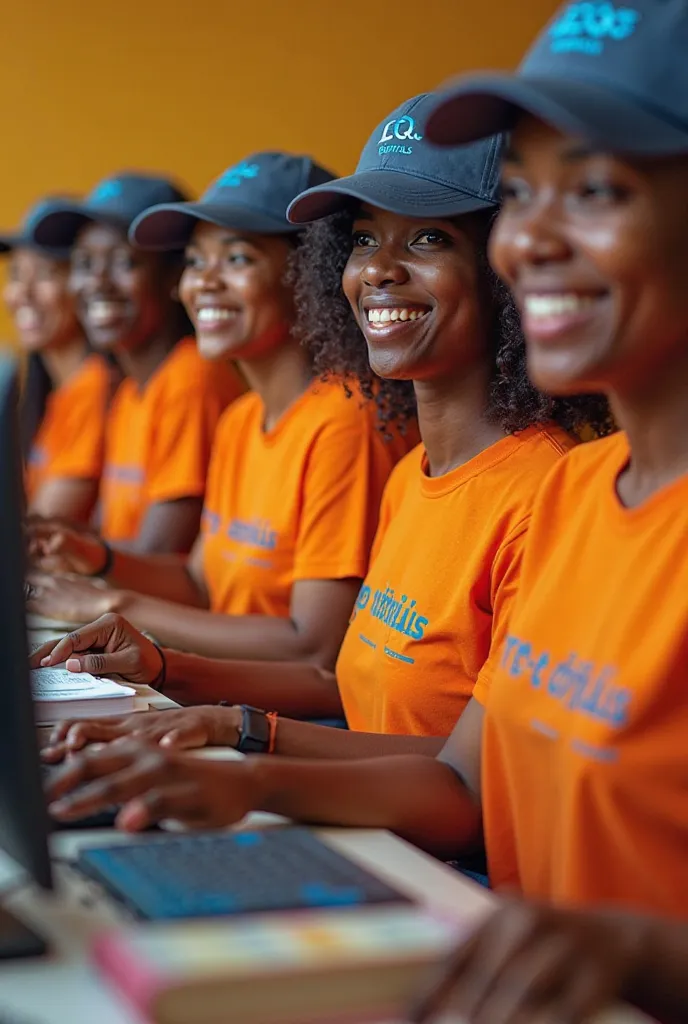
[151,642,167,693]
[90,539,115,578]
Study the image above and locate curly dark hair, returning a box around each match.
[291,208,614,438]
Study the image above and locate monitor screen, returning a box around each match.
[0,355,53,891]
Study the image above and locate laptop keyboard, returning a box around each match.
[77,827,411,920]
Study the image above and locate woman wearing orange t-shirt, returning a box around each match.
[39,6,688,1018]
[28,152,411,670]
[1,197,111,524]
[35,98,607,739]
[27,172,242,556]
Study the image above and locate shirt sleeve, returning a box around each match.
[292,419,395,582]
[472,522,529,707]
[145,378,227,505]
[48,389,107,481]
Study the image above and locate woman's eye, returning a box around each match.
[70,253,90,273]
[414,231,446,245]
[352,231,377,249]
[501,179,532,204]
[576,181,629,203]
[227,252,251,266]
[184,253,202,269]
[112,252,136,272]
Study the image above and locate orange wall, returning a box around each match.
[0,0,558,341]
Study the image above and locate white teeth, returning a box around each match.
[88,300,124,324]
[366,307,428,324]
[15,307,40,330]
[524,294,597,318]
[197,307,236,324]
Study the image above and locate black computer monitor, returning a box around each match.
[0,355,53,901]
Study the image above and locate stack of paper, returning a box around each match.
[30,666,135,723]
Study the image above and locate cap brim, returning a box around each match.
[426,73,688,155]
[32,203,130,249]
[130,202,300,250]
[0,232,71,259]
[0,233,22,254]
[287,169,496,224]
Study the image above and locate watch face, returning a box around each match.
[239,707,271,753]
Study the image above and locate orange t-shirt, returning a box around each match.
[201,382,414,618]
[477,431,688,917]
[26,354,110,506]
[100,339,243,544]
[336,426,576,736]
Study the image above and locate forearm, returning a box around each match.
[119,593,338,666]
[163,650,344,718]
[107,551,206,607]
[244,754,482,859]
[273,718,445,759]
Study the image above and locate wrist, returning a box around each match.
[210,706,243,748]
[88,537,114,577]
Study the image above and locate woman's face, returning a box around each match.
[490,116,688,397]
[179,221,295,362]
[342,206,487,383]
[69,222,177,353]
[4,248,80,353]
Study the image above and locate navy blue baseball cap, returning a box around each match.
[427,0,688,154]
[0,196,80,259]
[287,94,502,224]
[32,173,190,250]
[129,152,336,250]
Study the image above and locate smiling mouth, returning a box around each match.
[86,300,128,327]
[365,306,430,327]
[521,292,607,340]
[15,306,41,331]
[195,307,239,327]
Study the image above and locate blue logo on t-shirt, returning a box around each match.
[548,3,640,55]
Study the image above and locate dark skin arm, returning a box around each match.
[34,614,450,757]
[408,900,688,1024]
[29,477,99,526]
[44,702,484,859]
[129,496,203,555]
[28,569,362,668]
[27,521,208,606]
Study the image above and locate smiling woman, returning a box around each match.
[28,173,243,553]
[28,151,414,675]
[0,197,112,524]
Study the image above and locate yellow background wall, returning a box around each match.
[0,0,558,341]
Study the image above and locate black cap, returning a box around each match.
[129,152,336,250]
[0,196,79,259]
[32,173,190,250]
[427,0,688,154]
[287,93,502,224]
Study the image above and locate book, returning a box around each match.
[92,905,464,1024]
[30,666,136,724]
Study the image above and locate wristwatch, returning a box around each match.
[236,705,271,754]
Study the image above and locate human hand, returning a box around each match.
[42,705,242,763]
[26,571,118,624]
[26,519,107,575]
[45,739,260,831]
[30,612,163,686]
[408,899,650,1024]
